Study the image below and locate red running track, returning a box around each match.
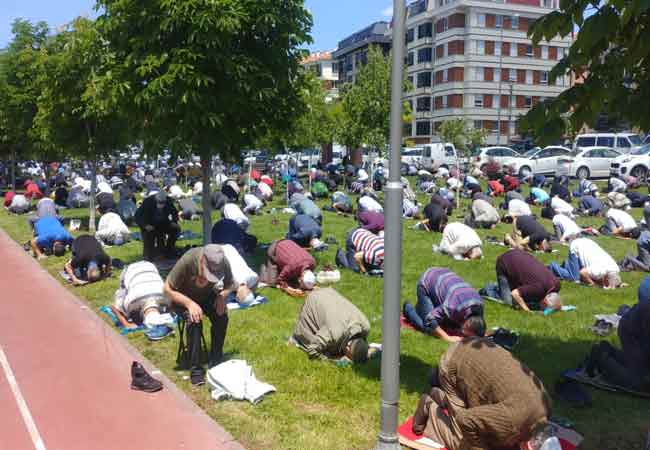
[0,229,245,450]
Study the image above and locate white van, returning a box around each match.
[420,142,460,171]
[573,132,643,154]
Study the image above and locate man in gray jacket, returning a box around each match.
[292,288,370,363]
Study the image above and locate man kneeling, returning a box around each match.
[112,261,172,338]
[412,338,552,450]
[291,287,370,363]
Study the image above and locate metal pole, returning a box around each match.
[507,83,513,144]
[496,26,504,145]
[375,0,404,449]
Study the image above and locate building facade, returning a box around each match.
[332,22,392,85]
[301,51,341,102]
[403,0,573,145]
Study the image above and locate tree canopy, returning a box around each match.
[521,1,650,144]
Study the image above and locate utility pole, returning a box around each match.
[507,83,514,145]
[374,0,404,449]
[496,24,504,145]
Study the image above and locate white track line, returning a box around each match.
[0,346,47,450]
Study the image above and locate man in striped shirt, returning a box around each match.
[402,268,485,342]
[336,228,384,274]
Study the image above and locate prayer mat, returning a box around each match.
[562,369,650,399]
[398,416,583,450]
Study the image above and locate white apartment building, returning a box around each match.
[403,0,573,145]
[301,51,341,102]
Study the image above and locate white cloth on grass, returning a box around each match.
[207,359,276,404]
[570,238,619,281]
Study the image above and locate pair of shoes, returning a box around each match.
[131,362,163,393]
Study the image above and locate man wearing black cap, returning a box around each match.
[135,191,180,261]
[164,244,235,385]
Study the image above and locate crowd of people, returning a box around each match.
[2,157,649,450]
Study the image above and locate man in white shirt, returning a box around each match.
[507,199,532,219]
[242,193,264,215]
[96,212,131,245]
[435,222,482,260]
[256,181,273,201]
[168,184,188,199]
[552,214,583,242]
[609,176,627,193]
[222,202,250,230]
[220,244,259,305]
[358,194,384,214]
[603,208,639,238]
[466,198,499,229]
[551,195,574,218]
[549,238,622,288]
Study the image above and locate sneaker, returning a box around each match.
[190,368,206,386]
[131,362,163,393]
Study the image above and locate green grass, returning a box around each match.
[1,180,649,450]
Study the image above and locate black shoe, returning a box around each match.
[190,367,205,386]
[131,362,163,393]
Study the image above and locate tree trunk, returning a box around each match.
[201,154,212,246]
[321,142,333,165]
[89,158,97,233]
[351,147,363,166]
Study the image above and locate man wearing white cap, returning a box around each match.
[165,244,235,385]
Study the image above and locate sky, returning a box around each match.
[0,0,392,51]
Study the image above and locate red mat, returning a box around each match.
[398,416,582,450]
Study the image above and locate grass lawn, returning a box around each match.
[1,178,648,450]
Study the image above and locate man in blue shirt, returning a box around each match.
[286,214,323,249]
[529,187,550,205]
[402,268,485,342]
[29,216,74,259]
[211,218,257,255]
[577,195,603,216]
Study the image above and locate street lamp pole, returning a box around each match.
[507,82,514,144]
[496,24,504,145]
[374,0,404,449]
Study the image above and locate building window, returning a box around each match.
[477,13,486,27]
[509,69,516,82]
[442,69,449,82]
[476,40,485,55]
[443,43,448,57]
[495,42,501,56]
[557,47,565,60]
[442,17,449,32]
[510,43,517,57]
[494,68,501,81]
[540,71,548,84]
[556,75,564,87]
[526,70,532,84]
[474,68,484,81]
[541,0,552,7]
[511,15,519,29]
[541,45,548,59]
[418,22,433,39]
[494,94,500,107]
[406,28,415,43]
[345,55,353,72]
[525,96,532,107]
[495,15,503,28]
[474,120,483,130]
[416,97,432,111]
[407,52,414,66]
[418,47,433,63]
[526,45,533,57]
[474,95,483,107]
[442,96,448,108]
[417,71,432,88]
[331,62,339,73]
[416,120,431,136]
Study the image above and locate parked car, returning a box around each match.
[401,147,424,166]
[471,146,521,171]
[573,132,643,154]
[299,149,320,168]
[555,147,621,179]
[509,146,572,177]
[610,144,650,180]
